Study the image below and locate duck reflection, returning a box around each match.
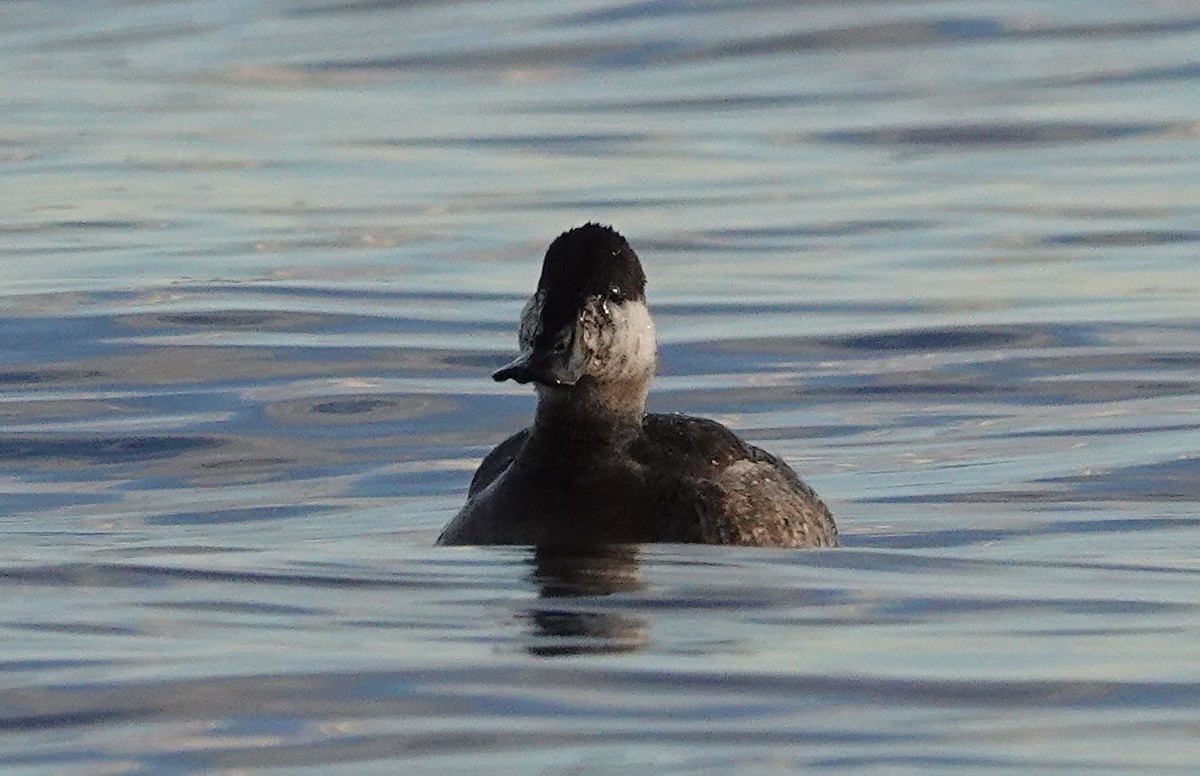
[522,544,648,657]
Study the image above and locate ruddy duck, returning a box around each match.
[437,224,837,547]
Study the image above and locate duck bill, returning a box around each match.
[493,348,582,387]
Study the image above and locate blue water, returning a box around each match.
[3,2,1200,773]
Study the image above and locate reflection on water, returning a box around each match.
[524,545,646,657]
[3,0,1200,773]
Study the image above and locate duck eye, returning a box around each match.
[607,287,625,304]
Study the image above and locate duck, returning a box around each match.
[437,223,837,547]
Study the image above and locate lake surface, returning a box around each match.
[3,1,1200,773]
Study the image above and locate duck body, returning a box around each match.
[438,413,836,547]
[437,224,837,548]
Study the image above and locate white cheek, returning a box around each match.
[598,300,657,380]
[617,300,656,360]
[517,291,545,350]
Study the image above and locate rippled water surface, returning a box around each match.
[4,1,1200,773]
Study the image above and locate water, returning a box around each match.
[3,1,1200,773]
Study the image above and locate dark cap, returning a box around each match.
[534,223,646,344]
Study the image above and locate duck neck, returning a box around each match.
[528,378,648,451]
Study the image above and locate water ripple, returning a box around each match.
[821,121,1174,148]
